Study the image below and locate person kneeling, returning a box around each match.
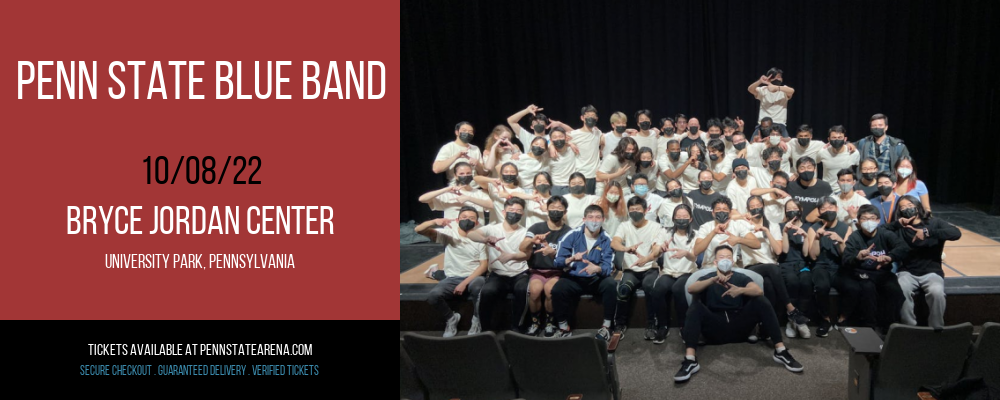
[675,245,803,382]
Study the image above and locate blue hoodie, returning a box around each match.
[554,226,614,277]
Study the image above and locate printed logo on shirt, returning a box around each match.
[794,195,821,205]
[693,202,713,212]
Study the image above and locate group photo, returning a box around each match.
[399,1,1000,399]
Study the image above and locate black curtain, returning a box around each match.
[401,0,999,223]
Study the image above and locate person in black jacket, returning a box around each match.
[843,205,909,333]
[884,195,961,329]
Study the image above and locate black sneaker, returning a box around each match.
[788,308,810,326]
[526,314,542,336]
[644,322,656,340]
[595,326,611,342]
[613,324,627,340]
[817,319,832,338]
[653,326,669,344]
[773,349,804,372]
[674,358,700,382]
[543,321,557,338]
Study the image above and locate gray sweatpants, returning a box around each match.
[427,276,486,321]
[897,271,946,329]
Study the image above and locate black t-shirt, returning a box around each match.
[778,221,807,264]
[810,221,850,269]
[698,272,753,311]
[786,179,833,217]
[855,181,879,200]
[527,221,571,270]
[679,135,703,152]
[686,189,722,231]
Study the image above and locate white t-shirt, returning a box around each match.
[603,131,625,159]
[487,184,526,226]
[631,131,659,155]
[756,86,789,124]
[596,155,633,197]
[835,192,871,225]
[435,141,483,184]
[696,219,753,268]
[725,177,759,215]
[660,230,698,278]
[656,196,691,228]
[746,142,791,174]
[656,135,680,160]
[570,128,602,178]
[601,210,628,238]
[655,152,689,191]
[742,221,781,265]
[518,127,549,154]
[635,163,660,192]
[434,224,488,277]
[512,155,549,193]
[615,220,666,272]
[680,158,706,192]
[624,193,665,223]
[430,188,491,225]
[787,140,825,171]
[709,156,734,194]
[477,224,529,277]
[762,192,790,227]
[524,195,551,228]
[549,146,576,186]
[817,147,861,194]
[565,194,600,229]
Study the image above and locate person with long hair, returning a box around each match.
[523,172,555,227]
[564,172,601,229]
[656,178,692,228]
[518,195,573,337]
[510,136,551,193]
[892,156,930,213]
[855,157,880,199]
[483,124,520,177]
[596,180,628,238]
[649,204,698,343]
[596,136,638,196]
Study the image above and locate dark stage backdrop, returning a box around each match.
[401,0,1000,222]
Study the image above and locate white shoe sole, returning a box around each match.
[674,364,700,382]
[773,355,804,372]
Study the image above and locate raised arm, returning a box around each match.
[507,105,540,139]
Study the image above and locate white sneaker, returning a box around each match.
[467,315,482,335]
[443,312,460,337]
[786,321,797,338]
[797,322,812,339]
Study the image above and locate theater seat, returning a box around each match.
[965,322,1000,389]
[402,332,518,400]
[873,323,974,400]
[684,267,764,305]
[400,339,426,400]
[501,332,621,400]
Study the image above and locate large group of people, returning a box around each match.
[412,69,960,382]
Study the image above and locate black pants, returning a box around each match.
[551,274,618,326]
[584,177,597,195]
[746,264,792,315]
[478,272,530,331]
[649,273,691,328]
[618,269,659,326]
[780,261,814,317]
[682,296,783,347]
[812,263,853,321]
[852,271,904,331]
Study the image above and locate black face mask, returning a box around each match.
[899,207,918,219]
[673,219,691,229]
[871,128,885,137]
[570,185,585,195]
[710,133,721,140]
[552,139,566,149]
[548,210,565,221]
[624,151,635,160]
[459,132,473,143]
[532,124,545,134]
[689,127,698,135]
[797,138,810,147]
[734,142,746,150]
[862,172,877,181]
[749,207,764,217]
[799,171,815,182]
[724,134,733,142]
[639,121,651,131]
[531,146,545,156]
[458,219,476,232]
[505,212,522,225]
[785,210,801,220]
[709,154,719,161]
[629,211,645,223]
[669,188,683,198]
[640,160,652,168]
[584,117,597,128]
[830,139,845,149]
[456,175,473,185]
[535,184,551,194]
[669,151,681,161]
[615,125,626,134]
[820,210,837,222]
[771,79,783,86]
[768,160,781,171]
[502,174,518,183]
[690,126,700,132]
[735,170,748,180]
[700,180,713,191]
[773,184,786,191]
[878,185,893,196]
[714,211,730,224]
[663,127,675,135]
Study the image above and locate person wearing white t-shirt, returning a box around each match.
[626,109,659,158]
[611,196,666,340]
[655,117,680,160]
[816,125,861,194]
[433,121,486,184]
[482,125,521,178]
[624,174,664,224]
[415,207,489,337]
[787,125,827,180]
[706,139,733,195]
[746,125,791,174]
[596,137,637,197]
[747,69,794,138]
[603,111,630,159]
[564,173,601,229]
[522,172,555,227]
[692,197,759,269]
[466,197,531,332]
[656,178,693,229]
[649,204,699,342]
[634,147,660,196]
[725,158,758,216]
[548,127,577,196]
[722,118,744,159]
[473,162,527,226]
[748,170,792,226]
[570,105,604,194]
[419,162,493,225]
[509,136,551,194]
[657,139,696,192]
[595,181,628,238]
[506,104,552,153]
[833,169,871,225]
